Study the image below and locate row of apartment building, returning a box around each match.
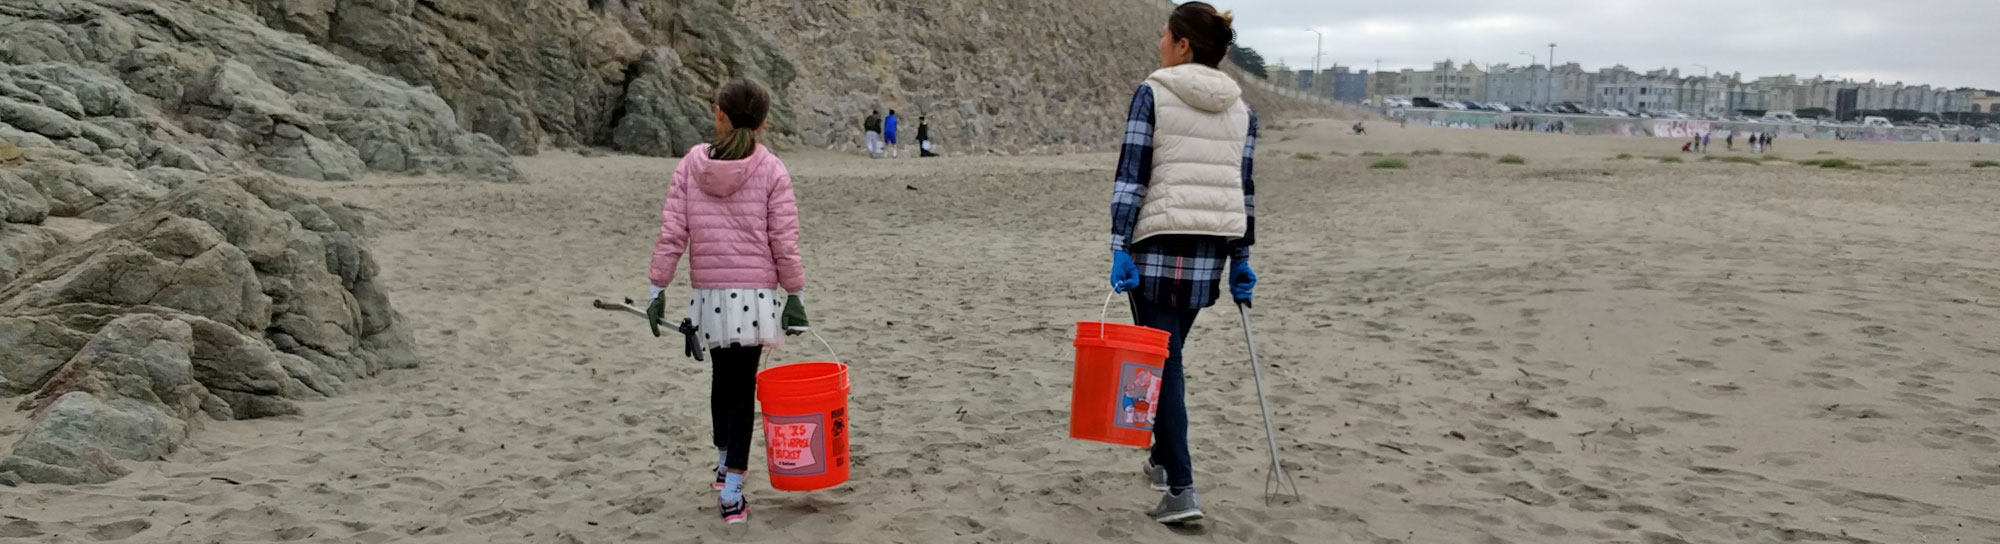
[1270,61,1990,117]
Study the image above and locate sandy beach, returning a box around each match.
[3,123,1998,543]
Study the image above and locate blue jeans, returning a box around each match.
[1131,295,1200,488]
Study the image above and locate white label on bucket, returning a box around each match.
[764,413,827,476]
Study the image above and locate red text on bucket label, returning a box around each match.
[764,413,828,476]
[1113,361,1162,431]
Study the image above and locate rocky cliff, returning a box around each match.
[0,0,518,181]
[223,0,796,157]
[735,0,1338,154]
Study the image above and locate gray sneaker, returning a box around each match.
[1146,488,1204,524]
[1142,459,1169,491]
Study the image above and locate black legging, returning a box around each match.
[711,346,761,471]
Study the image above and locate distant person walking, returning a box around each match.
[864,110,883,157]
[1701,132,1711,153]
[1726,131,1735,151]
[884,110,901,158]
[917,115,938,157]
[1105,1,1255,525]
[1762,133,1774,153]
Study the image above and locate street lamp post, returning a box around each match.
[1305,28,1323,97]
[1518,51,1538,106]
[1694,63,1710,115]
[1548,43,1557,106]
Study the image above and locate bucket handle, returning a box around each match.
[803,328,840,365]
[1100,290,1121,341]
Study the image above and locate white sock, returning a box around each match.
[721,472,745,504]
[717,450,727,470]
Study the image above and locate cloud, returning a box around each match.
[1226,0,1999,89]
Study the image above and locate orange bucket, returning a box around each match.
[756,362,851,491]
[1069,322,1171,448]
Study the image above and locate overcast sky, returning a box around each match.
[1227,0,1997,90]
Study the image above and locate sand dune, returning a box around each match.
[3,124,1998,543]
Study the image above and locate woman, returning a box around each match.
[1106,1,1257,525]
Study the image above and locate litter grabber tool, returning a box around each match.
[1236,300,1300,504]
[591,297,704,362]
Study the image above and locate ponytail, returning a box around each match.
[707,78,772,161]
[709,127,758,160]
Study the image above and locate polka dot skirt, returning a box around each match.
[688,288,785,350]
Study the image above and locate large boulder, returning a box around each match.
[609,47,708,157]
[225,0,795,156]
[1,314,204,485]
[15,162,168,223]
[0,0,518,181]
[0,392,174,485]
[0,169,52,224]
[0,224,69,288]
[0,174,416,413]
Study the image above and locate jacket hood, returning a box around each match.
[1146,64,1244,113]
[684,144,773,198]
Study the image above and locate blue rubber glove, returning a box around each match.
[1110,250,1140,293]
[1229,260,1257,305]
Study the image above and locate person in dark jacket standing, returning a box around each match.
[1107,1,1256,525]
[864,110,883,157]
[917,115,938,157]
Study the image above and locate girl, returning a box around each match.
[1107,1,1258,525]
[645,77,809,524]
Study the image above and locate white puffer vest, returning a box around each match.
[1134,64,1250,244]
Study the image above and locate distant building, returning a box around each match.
[1368,70,1403,104]
[1482,63,1550,107]
[1595,80,1679,112]
[1333,70,1369,102]
[1972,90,2000,114]
[1269,66,1298,93]
[1552,63,1591,105]
[1398,59,1485,101]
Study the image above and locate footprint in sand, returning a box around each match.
[1756,451,1823,467]
[1842,427,1885,443]
[1790,371,1863,390]
[0,519,44,539]
[1817,490,1940,517]
[88,519,150,541]
[1636,406,1718,424]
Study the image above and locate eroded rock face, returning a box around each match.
[224,0,796,157]
[0,0,518,181]
[731,0,1333,154]
[0,175,419,484]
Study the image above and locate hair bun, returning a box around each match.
[1218,9,1234,26]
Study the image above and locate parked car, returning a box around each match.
[1486,103,1513,112]
[1412,97,1444,108]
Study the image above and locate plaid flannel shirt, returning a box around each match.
[1110,85,1258,309]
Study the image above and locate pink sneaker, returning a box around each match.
[720,498,748,524]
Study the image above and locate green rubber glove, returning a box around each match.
[782,293,809,335]
[645,289,667,338]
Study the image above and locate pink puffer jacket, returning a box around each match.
[649,144,806,292]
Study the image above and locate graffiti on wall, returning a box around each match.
[1392,110,1999,143]
[1651,121,1714,139]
